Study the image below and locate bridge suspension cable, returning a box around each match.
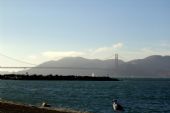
[0,52,36,66]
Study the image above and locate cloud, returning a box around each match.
[94,42,124,53]
[28,55,37,60]
[25,42,124,64]
[94,47,110,53]
[113,43,123,49]
[141,47,170,56]
[25,42,170,64]
[141,48,155,53]
[42,51,84,59]
[84,42,124,60]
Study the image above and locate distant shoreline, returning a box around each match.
[0,74,119,81]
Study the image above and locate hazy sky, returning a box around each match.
[0,0,170,67]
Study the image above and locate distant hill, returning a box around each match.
[18,57,124,77]
[123,55,170,77]
[18,55,170,78]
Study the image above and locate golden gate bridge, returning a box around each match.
[0,52,120,70]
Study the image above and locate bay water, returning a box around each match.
[0,78,170,113]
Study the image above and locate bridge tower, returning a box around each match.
[115,53,119,69]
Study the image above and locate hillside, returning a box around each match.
[18,55,170,78]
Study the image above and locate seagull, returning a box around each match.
[41,102,51,107]
[112,99,124,112]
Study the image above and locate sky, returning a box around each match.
[0,0,170,69]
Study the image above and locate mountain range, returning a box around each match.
[17,55,170,78]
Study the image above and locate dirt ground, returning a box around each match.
[0,101,90,113]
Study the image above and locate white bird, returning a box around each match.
[41,102,51,107]
[112,100,124,112]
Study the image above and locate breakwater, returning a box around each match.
[0,74,119,81]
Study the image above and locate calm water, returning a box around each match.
[0,78,170,113]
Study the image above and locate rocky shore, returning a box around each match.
[0,100,90,113]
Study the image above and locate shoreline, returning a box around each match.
[0,100,90,113]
